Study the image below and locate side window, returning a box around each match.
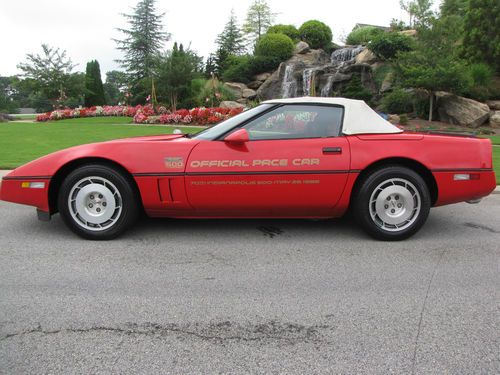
[243,105,343,140]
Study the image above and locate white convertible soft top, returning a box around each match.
[263,97,402,135]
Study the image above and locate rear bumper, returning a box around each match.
[0,176,51,212]
[433,170,496,207]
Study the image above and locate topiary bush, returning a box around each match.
[267,24,300,42]
[346,26,384,45]
[381,88,414,114]
[299,20,333,50]
[255,33,294,62]
[368,32,414,60]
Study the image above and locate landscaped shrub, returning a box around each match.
[463,63,495,101]
[368,32,414,60]
[381,89,414,114]
[299,20,333,50]
[267,24,300,42]
[222,55,252,83]
[346,26,384,46]
[196,78,235,107]
[341,74,373,103]
[248,55,282,75]
[255,33,294,62]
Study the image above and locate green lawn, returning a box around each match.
[0,117,201,169]
[482,136,500,184]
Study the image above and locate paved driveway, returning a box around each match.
[0,176,499,373]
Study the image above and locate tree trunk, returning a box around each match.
[428,91,434,122]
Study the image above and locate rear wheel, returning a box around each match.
[353,166,431,241]
[58,164,139,240]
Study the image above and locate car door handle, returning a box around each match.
[322,147,342,155]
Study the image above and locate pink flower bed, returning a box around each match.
[36,105,244,126]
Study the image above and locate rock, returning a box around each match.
[380,72,394,93]
[253,72,272,82]
[400,29,417,37]
[242,88,257,99]
[236,98,248,105]
[388,114,400,124]
[490,111,500,128]
[247,81,263,90]
[436,92,490,128]
[355,49,378,65]
[224,82,248,98]
[486,100,500,110]
[219,101,245,109]
[294,41,310,54]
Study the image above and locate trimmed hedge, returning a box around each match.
[299,20,333,50]
[267,24,300,42]
[255,33,295,62]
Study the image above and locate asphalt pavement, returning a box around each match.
[0,175,499,373]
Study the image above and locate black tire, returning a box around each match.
[58,164,140,240]
[352,165,431,241]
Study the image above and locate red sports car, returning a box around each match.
[0,98,496,240]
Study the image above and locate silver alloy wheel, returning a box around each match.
[368,178,421,232]
[68,176,123,231]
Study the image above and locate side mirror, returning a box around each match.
[224,128,249,144]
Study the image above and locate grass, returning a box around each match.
[482,136,500,184]
[0,117,201,169]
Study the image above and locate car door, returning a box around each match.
[185,104,350,216]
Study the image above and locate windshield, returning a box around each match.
[192,104,274,140]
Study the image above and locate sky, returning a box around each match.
[0,0,420,78]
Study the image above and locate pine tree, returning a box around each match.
[462,0,500,72]
[243,0,276,47]
[114,0,169,81]
[84,60,106,106]
[214,10,245,75]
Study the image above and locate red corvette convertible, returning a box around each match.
[0,97,496,240]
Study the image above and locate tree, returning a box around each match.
[243,0,276,47]
[104,70,129,105]
[399,0,435,28]
[17,44,76,104]
[114,0,169,81]
[440,0,468,17]
[462,0,500,72]
[214,9,246,76]
[84,60,106,106]
[395,27,471,121]
[156,43,203,110]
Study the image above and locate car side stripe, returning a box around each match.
[133,170,361,177]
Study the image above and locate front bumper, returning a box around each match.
[0,176,51,212]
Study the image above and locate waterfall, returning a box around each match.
[281,64,297,98]
[330,45,365,64]
[303,68,318,97]
[321,75,335,97]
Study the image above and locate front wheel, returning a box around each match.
[58,164,140,240]
[353,166,431,241]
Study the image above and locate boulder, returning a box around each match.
[253,72,272,82]
[355,49,378,65]
[242,88,257,99]
[294,41,310,55]
[400,29,417,37]
[224,82,248,98]
[220,101,245,109]
[388,114,400,124]
[486,100,500,110]
[380,72,394,93]
[247,81,263,90]
[490,111,500,128]
[236,98,248,105]
[435,92,490,128]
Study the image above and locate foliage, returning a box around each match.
[399,114,409,124]
[255,33,294,62]
[114,0,169,81]
[440,0,468,18]
[196,78,235,107]
[155,43,203,111]
[462,0,500,72]
[84,60,106,106]
[248,55,282,74]
[298,20,333,50]
[222,55,252,83]
[104,70,129,105]
[341,74,373,103]
[134,107,243,125]
[381,89,414,114]
[373,64,394,90]
[368,32,415,60]
[346,26,384,46]
[399,0,435,29]
[214,9,246,76]
[0,77,19,113]
[267,24,300,42]
[462,63,495,101]
[17,44,76,105]
[243,0,276,47]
